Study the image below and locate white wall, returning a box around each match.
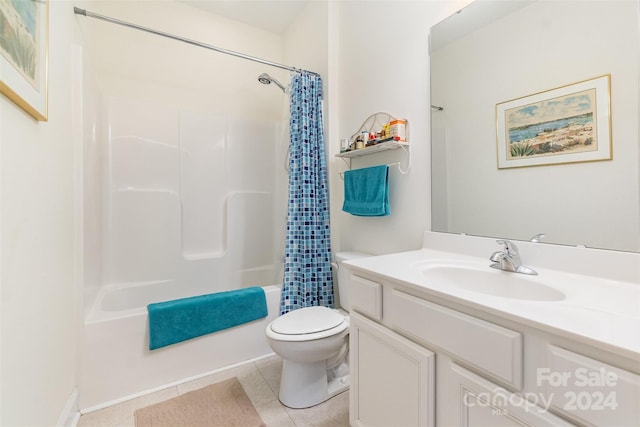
[331,1,470,255]
[284,1,329,81]
[78,0,285,120]
[1,1,84,425]
[79,44,105,321]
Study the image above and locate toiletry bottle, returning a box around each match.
[340,138,350,153]
[359,131,368,149]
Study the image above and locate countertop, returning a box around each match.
[344,248,640,361]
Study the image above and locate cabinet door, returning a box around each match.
[350,312,435,427]
[545,345,640,427]
[447,362,574,427]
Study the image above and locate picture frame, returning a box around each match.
[0,0,48,121]
[496,75,611,169]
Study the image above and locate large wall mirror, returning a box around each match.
[430,0,639,252]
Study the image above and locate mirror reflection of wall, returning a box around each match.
[430,0,639,252]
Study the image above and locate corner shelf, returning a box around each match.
[335,141,409,158]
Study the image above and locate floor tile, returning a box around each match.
[255,399,296,427]
[77,359,350,427]
[255,355,283,395]
[237,364,279,407]
[78,387,178,427]
[284,391,350,427]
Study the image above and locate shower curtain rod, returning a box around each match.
[73,7,319,77]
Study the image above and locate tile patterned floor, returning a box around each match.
[77,355,349,427]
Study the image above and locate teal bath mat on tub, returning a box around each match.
[147,287,268,350]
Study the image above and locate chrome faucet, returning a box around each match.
[489,240,537,275]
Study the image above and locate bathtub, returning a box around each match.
[79,282,281,411]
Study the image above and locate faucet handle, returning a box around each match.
[530,233,546,243]
[496,239,519,257]
[492,240,536,275]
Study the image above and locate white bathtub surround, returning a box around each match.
[78,93,289,410]
[104,96,285,288]
[80,285,281,410]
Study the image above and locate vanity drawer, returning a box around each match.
[447,362,573,427]
[389,289,522,389]
[544,345,640,426]
[349,274,382,321]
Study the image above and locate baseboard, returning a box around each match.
[57,387,80,427]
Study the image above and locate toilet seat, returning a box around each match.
[267,306,348,342]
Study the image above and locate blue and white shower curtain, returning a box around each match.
[279,72,334,315]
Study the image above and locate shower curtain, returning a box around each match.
[279,72,334,315]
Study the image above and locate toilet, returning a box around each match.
[265,251,370,409]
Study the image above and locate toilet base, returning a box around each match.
[279,359,349,409]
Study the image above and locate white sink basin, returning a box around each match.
[421,264,566,301]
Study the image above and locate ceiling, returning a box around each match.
[179,0,310,34]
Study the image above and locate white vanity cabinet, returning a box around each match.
[347,270,640,427]
[350,312,435,427]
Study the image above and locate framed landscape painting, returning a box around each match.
[0,0,48,121]
[496,75,611,169]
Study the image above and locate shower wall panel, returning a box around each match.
[179,111,227,259]
[104,96,283,289]
[109,100,180,190]
[110,190,181,282]
[227,120,278,192]
[227,192,275,285]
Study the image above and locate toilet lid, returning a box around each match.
[271,306,345,335]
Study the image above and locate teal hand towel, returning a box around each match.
[342,165,390,216]
[147,287,268,350]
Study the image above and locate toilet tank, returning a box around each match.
[334,251,371,311]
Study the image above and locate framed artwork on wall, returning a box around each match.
[496,75,611,169]
[0,0,48,121]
